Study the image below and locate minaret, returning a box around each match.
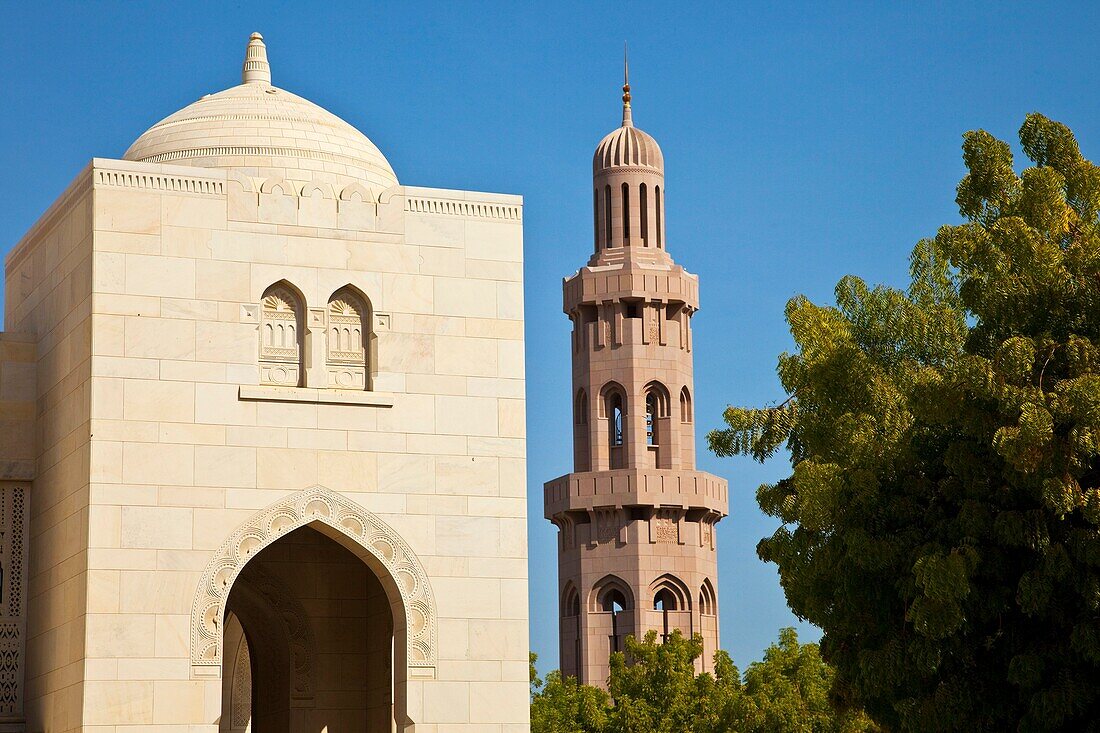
[544,64,729,687]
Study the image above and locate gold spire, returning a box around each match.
[242,32,271,85]
[622,42,633,127]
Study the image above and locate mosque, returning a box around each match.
[0,34,527,731]
[0,30,725,732]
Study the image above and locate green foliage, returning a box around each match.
[740,628,877,733]
[606,631,731,733]
[531,651,611,733]
[707,113,1100,731]
[531,629,877,733]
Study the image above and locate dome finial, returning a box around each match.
[242,32,271,85]
[621,42,632,127]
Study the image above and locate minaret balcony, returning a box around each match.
[543,467,728,520]
[563,262,700,313]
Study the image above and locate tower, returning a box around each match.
[543,65,729,687]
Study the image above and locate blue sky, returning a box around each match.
[4,1,1100,673]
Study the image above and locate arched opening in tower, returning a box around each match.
[602,588,629,654]
[608,394,624,468]
[654,588,680,643]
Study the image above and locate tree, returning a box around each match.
[606,630,742,733]
[531,628,877,733]
[739,628,875,733]
[709,114,1100,731]
[531,651,611,733]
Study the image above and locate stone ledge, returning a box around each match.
[238,385,394,407]
[0,462,35,482]
[544,468,728,518]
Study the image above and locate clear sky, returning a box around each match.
[4,1,1100,673]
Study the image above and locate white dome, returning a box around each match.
[124,33,398,190]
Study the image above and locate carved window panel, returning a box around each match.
[326,288,369,390]
[230,631,252,729]
[259,283,303,386]
[701,519,715,550]
[655,516,677,544]
[652,509,679,545]
[595,508,622,545]
[0,485,28,722]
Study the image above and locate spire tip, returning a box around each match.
[242,32,271,85]
[621,42,633,127]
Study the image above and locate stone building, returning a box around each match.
[543,71,728,687]
[0,33,528,731]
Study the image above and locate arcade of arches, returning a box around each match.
[218,526,395,732]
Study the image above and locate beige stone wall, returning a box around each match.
[4,170,95,731]
[0,333,36,481]
[4,157,529,731]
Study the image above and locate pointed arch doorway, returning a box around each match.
[193,487,437,733]
[218,525,393,731]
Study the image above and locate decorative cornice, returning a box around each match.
[94,168,225,195]
[592,165,665,178]
[405,196,522,221]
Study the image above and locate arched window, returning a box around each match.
[700,579,717,616]
[601,587,628,613]
[605,185,613,246]
[593,188,601,249]
[655,588,675,641]
[654,588,679,610]
[563,584,581,617]
[651,575,690,643]
[640,183,648,246]
[609,394,623,448]
[593,577,634,655]
[621,182,630,244]
[680,386,692,423]
[655,185,663,248]
[601,383,627,468]
[646,393,657,446]
[562,582,582,680]
[326,287,370,390]
[259,282,304,386]
[643,382,671,465]
[575,388,591,471]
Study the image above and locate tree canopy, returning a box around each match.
[531,628,876,733]
[709,113,1100,731]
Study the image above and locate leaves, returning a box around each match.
[710,114,1100,731]
[531,653,612,733]
[708,401,799,462]
[530,629,879,733]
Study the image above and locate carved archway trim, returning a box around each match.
[190,485,437,676]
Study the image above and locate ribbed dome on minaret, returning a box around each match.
[590,58,667,256]
[124,33,398,190]
[593,64,664,174]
